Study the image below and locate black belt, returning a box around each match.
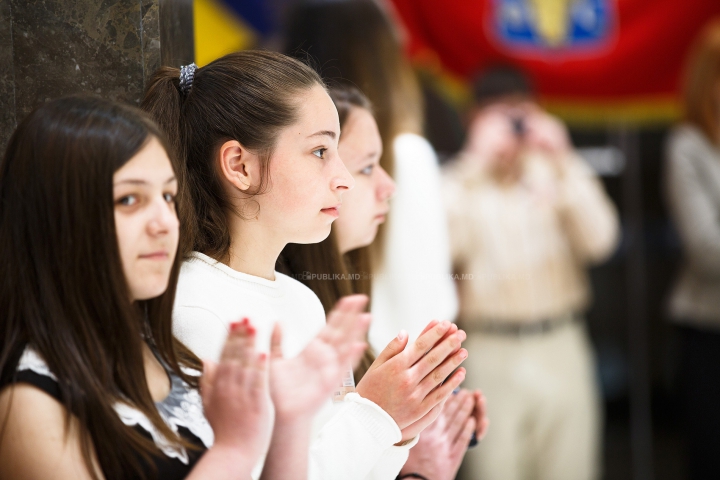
[471,313,578,337]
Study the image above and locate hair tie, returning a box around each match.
[179,63,198,95]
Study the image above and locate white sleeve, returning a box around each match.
[309,393,414,480]
[173,305,228,362]
[364,436,418,480]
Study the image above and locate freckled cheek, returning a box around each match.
[268,171,325,216]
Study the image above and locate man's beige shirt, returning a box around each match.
[443,151,619,327]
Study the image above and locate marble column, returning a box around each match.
[0,0,194,151]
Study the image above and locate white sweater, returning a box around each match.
[173,252,415,480]
[370,133,459,351]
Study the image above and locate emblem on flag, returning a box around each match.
[493,0,616,53]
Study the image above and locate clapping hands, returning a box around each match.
[269,294,371,422]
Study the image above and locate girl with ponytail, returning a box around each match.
[142,50,469,480]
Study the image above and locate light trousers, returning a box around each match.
[458,320,601,480]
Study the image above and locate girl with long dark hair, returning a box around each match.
[142,50,468,479]
[0,95,364,480]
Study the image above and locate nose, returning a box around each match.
[376,166,396,202]
[147,197,179,236]
[330,153,355,192]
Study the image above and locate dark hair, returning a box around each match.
[0,95,201,480]
[471,65,534,106]
[683,18,720,145]
[279,86,376,380]
[141,50,325,262]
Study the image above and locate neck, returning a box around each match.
[224,215,286,281]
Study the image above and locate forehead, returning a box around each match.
[285,85,340,138]
[113,137,174,181]
[338,108,382,155]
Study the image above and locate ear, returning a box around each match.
[217,140,262,192]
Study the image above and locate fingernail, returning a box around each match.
[247,324,256,335]
[229,321,241,332]
[258,353,267,361]
[460,349,468,359]
[397,330,407,341]
[241,317,249,325]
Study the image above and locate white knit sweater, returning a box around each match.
[173,252,415,480]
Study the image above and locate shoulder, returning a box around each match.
[175,252,242,310]
[275,272,325,311]
[667,124,717,160]
[0,346,64,403]
[0,382,94,479]
[393,133,438,166]
[0,381,66,426]
[177,252,225,288]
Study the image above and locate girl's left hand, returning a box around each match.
[398,389,479,480]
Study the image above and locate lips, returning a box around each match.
[139,251,170,260]
[321,207,340,218]
[321,204,341,218]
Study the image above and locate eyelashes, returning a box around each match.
[115,192,176,208]
[312,148,328,159]
[359,164,374,175]
[117,195,138,207]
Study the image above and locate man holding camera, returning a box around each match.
[443,67,619,480]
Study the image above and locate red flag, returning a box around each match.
[389,0,720,124]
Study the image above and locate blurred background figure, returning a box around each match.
[444,67,620,480]
[664,19,720,480]
[283,0,458,352]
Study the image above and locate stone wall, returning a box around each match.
[0,0,193,151]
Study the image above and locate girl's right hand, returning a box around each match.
[200,319,271,463]
[355,320,468,441]
[269,294,371,422]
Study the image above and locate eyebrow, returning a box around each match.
[307,130,337,140]
[114,176,176,186]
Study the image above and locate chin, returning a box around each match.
[131,281,170,301]
[295,224,332,245]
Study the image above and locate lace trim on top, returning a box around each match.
[16,347,214,464]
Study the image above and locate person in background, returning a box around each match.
[283,0,458,352]
[444,66,619,480]
[281,85,489,480]
[664,19,720,479]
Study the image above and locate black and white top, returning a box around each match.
[10,346,214,479]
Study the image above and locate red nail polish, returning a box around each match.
[229,321,241,332]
